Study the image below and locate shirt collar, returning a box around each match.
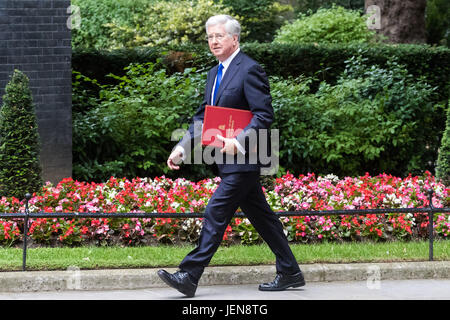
[219,48,240,72]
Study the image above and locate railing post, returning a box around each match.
[427,189,434,261]
[22,193,31,271]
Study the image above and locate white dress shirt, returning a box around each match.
[211,48,240,105]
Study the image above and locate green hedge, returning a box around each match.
[72,42,450,102]
[72,43,450,180]
[270,57,445,177]
[72,47,162,88]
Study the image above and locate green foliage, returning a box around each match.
[233,218,262,245]
[426,0,450,47]
[72,0,292,48]
[71,0,153,49]
[73,42,450,107]
[72,42,450,180]
[220,0,293,42]
[436,102,450,184]
[103,0,236,48]
[73,53,445,181]
[293,0,365,15]
[72,62,213,182]
[270,55,443,177]
[273,5,377,44]
[338,56,444,175]
[0,70,42,198]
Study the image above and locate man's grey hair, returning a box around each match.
[205,15,241,41]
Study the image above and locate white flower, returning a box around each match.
[323,174,339,183]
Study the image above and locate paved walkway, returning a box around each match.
[1,261,449,293]
[1,279,449,300]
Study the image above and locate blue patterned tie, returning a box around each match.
[213,63,223,105]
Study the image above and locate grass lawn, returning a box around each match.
[0,240,448,271]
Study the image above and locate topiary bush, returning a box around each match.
[0,70,42,198]
[436,102,450,185]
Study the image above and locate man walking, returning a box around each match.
[158,14,305,297]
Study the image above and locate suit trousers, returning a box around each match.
[179,171,300,283]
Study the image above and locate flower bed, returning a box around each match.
[0,172,449,246]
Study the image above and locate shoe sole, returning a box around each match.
[157,270,196,297]
[258,280,306,291]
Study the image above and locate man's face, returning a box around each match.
[207,24,239,62]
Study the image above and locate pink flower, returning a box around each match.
[301,202,309,210]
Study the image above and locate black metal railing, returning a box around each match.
[0,189,448,271]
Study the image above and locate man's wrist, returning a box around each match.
[174,145,186,161]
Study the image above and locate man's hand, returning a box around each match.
[217,134,237,155]
[167,149,183,170]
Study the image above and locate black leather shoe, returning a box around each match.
[258,271,305,291]
[157,269,197,297]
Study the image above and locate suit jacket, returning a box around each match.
[177,51,274,174]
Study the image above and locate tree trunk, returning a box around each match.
[365,0,427,44]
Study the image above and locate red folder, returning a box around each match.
[201,105,253,147]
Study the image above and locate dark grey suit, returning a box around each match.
[176,51,300,282]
